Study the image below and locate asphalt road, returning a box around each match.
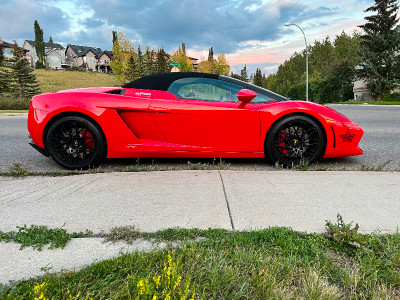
[0,104,399,173]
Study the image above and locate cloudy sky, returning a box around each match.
[0,0,374,75]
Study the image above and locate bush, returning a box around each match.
[0,95,30,110]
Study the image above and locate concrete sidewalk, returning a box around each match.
[1,170,399,284]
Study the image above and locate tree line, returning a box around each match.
[250,0,400,102]
[110,31,230,83]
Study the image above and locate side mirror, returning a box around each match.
[237,89,257,108]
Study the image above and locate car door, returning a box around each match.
[149,77,260,152]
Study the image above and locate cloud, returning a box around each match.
[0,0,69,44]
[78,0,337,53]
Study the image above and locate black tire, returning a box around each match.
[265,115,324,167]
[45,115,106,170]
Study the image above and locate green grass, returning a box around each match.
[0,110,28,113]
[34,69,121,94]
[0,225,93,251]
[1,222,400,299]
[0,69,121,110]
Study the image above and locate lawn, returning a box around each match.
[1,223,399,299]
[34,69,121,94]
[0,69,121,110]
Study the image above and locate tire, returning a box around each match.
[266,115,324,167]
[45,115,106,170]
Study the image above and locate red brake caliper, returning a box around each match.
[80,129,94,150]
[277,130,288,154]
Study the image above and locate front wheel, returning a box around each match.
[46,115,106,170]
[266,115,324,167]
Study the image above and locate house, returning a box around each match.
[0,38,29,60]
[353,78,400,101]
[97,50,113,73]
[23,40,65,69]
[65,44,113,73]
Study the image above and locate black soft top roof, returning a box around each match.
[122,72,219,91]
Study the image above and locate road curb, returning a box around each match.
[0,113,28,116]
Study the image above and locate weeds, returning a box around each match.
[360,160,393,171]
[2,225,400,299]
[7,163,29,177]
[0,225,93,250]
[325,214,365,248]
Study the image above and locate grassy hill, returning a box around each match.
[0,69,122,110]
[34,69,121,94]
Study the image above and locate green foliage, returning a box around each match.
[240,64,248,82]
[10,52,41,98]
[34,20,45,68]
[0,43,4,65]
[124,53,136,82]
[253,67,263,87]
[0,42,41,103]
[156,48,170,74]
[263,32,360,102]
[0,225,93,250]
[8,163,28,177]
[143,46,157,76]
[3,226,400,299]
[358,0,400,100]
[325,214,365,248]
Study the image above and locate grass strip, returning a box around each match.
[0,225,93,250]
[1,224,399,299]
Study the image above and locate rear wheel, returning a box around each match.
[46,116,106,170]
[266,115,324,167]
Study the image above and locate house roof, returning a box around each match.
[1,41,14,48]
[102,50,113,59]
[25,40,64,49]
[68,44,104,58]
[1,40,29,53]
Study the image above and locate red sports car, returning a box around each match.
[28,72,363,169]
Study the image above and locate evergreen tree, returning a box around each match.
[135,45,144,78]
[48,36,53,43]
[240,65,248,82]
[156,48,170,73]
[34,20,45,68]
[0,68,12,94]
[358,0,400,100]
[10,42,40,98]
[124,53,137,82]
[253,68,263,87]
[208,47,214,61]
[0,43,4,65]
[143,46,156,76]
[231,72,242,80]
[112,31,118,45]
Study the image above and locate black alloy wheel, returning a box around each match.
[266,115,324,167]
[46,116,106,170]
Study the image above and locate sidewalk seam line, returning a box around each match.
[219,171,235,231]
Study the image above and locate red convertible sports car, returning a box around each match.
[28,72,363,169]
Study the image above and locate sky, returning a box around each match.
[0,0,375,75]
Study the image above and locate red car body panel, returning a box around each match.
[28,82,363,161]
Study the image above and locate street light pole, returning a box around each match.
[285,23,308,102]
